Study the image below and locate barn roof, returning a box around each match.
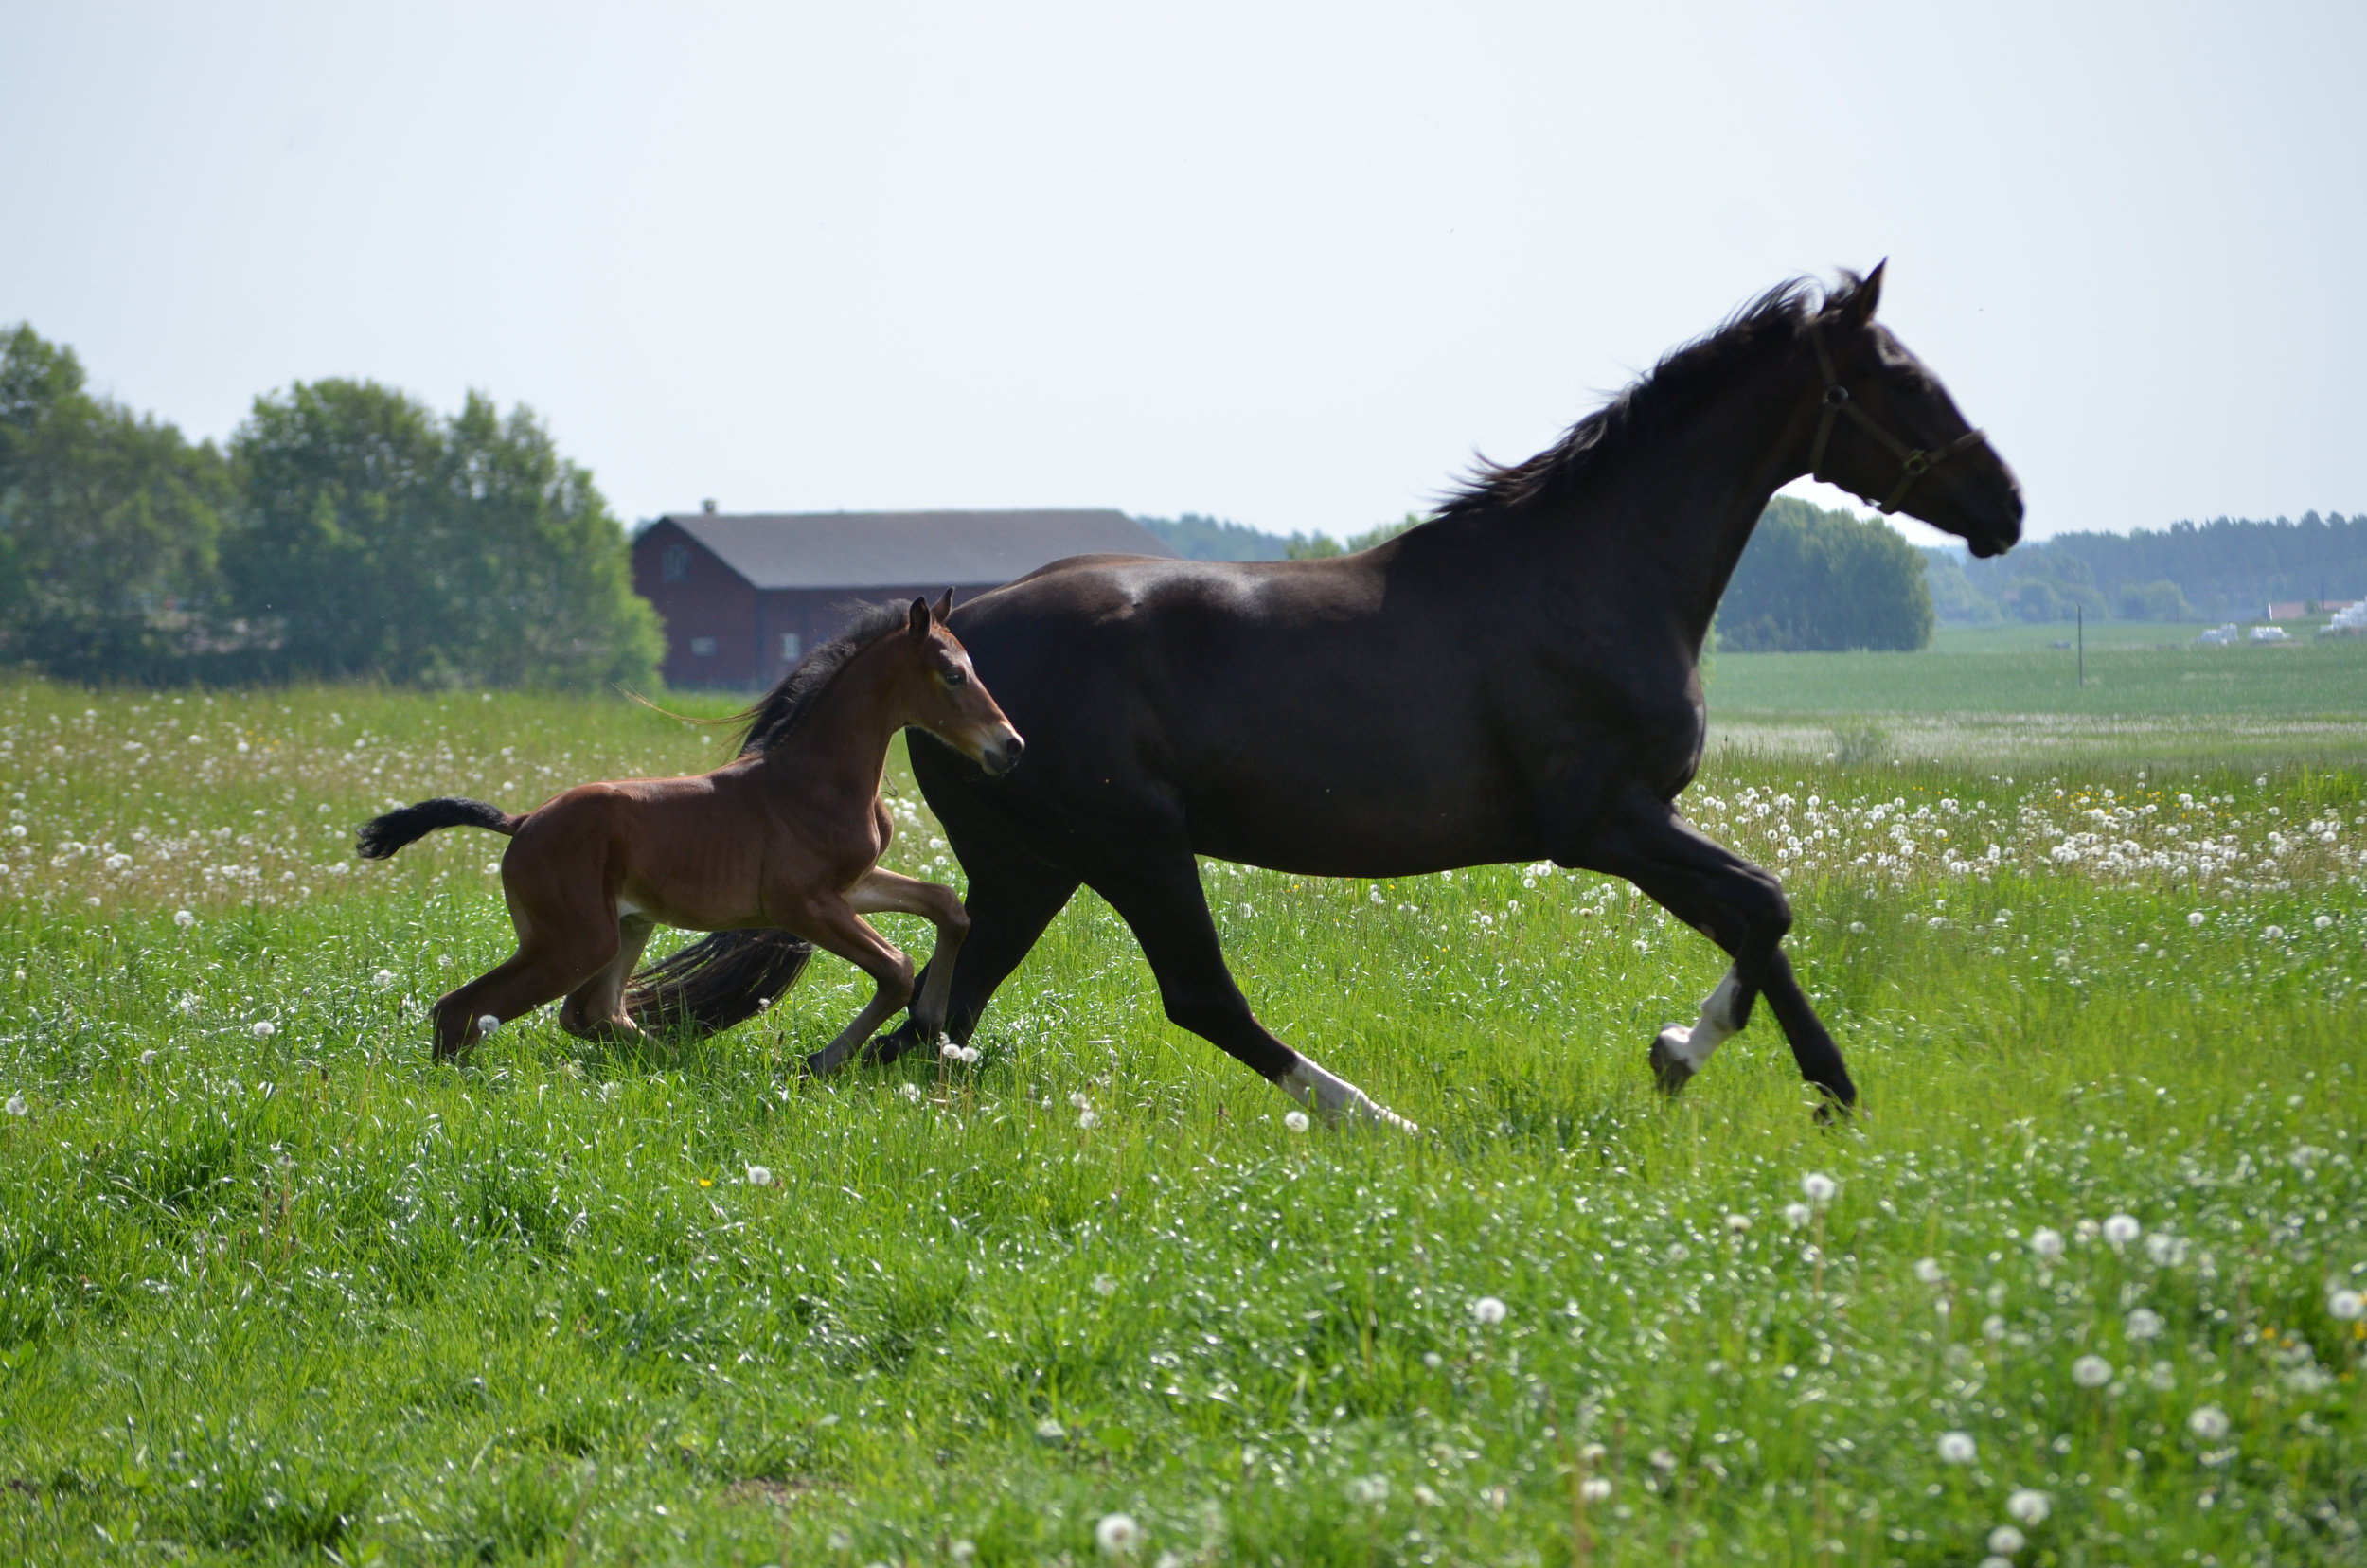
[652,508,1175,590]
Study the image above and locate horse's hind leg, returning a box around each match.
[846,870,970,1046]
[1085,848,1418,1134]
[789,900,917,1078]
[432,938,614,1061]
[1565,791,1855,1109]
[559,916,656,1041]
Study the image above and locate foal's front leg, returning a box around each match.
[846,868,970,1048]
[792,898,918,1078]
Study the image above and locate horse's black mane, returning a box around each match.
[736,600,913,756]
[1436,272,1863,522]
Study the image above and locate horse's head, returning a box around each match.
[1806,263,2023,559]
[898,591,1025,775]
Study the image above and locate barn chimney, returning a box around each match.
[701,498,718,514]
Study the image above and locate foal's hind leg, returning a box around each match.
[788,900,917,1078]
[559,915,656,1041]
[1565,790,1855,1109]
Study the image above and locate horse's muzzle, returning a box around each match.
[980,734,1025,776]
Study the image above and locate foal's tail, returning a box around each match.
[356,797,522,860]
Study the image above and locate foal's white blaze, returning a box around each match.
[1652,967,1743,1089]
[1280,1054,1419,1135]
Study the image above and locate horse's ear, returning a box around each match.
[1838,259,1885,330]
[934,588,954,623]
[907,597,932,640]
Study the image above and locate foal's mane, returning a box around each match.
[1435,272,1866,522]
[735,600,915,756]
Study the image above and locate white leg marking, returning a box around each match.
[1278,1054,1420,1135]
[1651,967,1743,1093]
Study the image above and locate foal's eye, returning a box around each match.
[944,668,968,686]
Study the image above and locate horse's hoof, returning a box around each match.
[803,1047,848,1078]
[1649,1030,1696,1096]
[867,1020,927,1066]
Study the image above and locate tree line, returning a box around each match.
[0,324,660,687]
[1927,512,2367,624]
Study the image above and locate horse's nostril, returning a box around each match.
[1005,736,1025,760]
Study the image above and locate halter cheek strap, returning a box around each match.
[1808,325,1991,515]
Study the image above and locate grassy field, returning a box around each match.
[1,677,2363,1565]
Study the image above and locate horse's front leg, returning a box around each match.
[846,868,970,1048]
[1560,789,1856,1111]
[787,897,917,1078]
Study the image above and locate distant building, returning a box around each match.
[631,508,1175,687]
[2265,601,2309,621]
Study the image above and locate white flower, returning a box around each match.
[940,1042,963,1060]
[2072,1354,2112,1388]
[2187,1404,2230,1441]
[1987,1523,2025,1555]
[1095,1511,1141,1555]
[372,969,396,989]
[1091,1274,1118,1297]
[2263,925,2284,940]
[1070,1091,1092,1111]
[2329,1289,2365,1321]
[475,1014,499,1037]
[2188,911,2206,927]
[1578,1476,1612,1502]
[1936,1431,1976,1464]
[2028,1227,2065,1261]
[2074,1218,2100,1243]
[2316,914,2335,930]
[2125,1308,2164,1341]
[1470,1296,1507,1325]
[3,1093,25,1117]
[251,1020,275,1039]
[1980,1557,2011,1568]
[957,1044,982,1064]
[1347,1474,1389,1506]
[1077,1108,1099,1131]
[1913,1257,1945,1285]
[1724,1213,1751,1233]
[2005,1488,2051,1525]
[1283,1110,1309,1133]
[173,909,195,928]
[1413,1483,1442,1506]
[1800,1171,1837,1204]
[1982,1314,2008,1342]
[950,1542,976,1564]
[1422,1351,1443,1368]
[2102,1213,2141,1246]
[1782,1202,1812,1229]
[744,1165,772,1186]
[137,1050,156,1067]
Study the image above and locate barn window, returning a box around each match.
[688,636,718,658]
[663,545,691,582]
[780,633,801,662]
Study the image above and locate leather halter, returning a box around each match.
[1807,325,1990,515]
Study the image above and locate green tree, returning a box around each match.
[1717,497,1934,651]
[1283,514,1426,560]
[224,381,660,688]
[0,324,233,679]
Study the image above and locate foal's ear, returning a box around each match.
[934,588,954,624]
[907,597,933,640]
[1836,259,1885,330]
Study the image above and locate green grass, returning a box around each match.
[1,680,2363,1564]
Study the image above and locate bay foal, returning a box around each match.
[356,595,1023,1073]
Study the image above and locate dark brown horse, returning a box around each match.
[632,266,2020,1126]
[358,595,1023,1071]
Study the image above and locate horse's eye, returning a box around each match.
[945,668,967,686]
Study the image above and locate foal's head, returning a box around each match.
[1805,263,2023,558]
[882,593,1025,776]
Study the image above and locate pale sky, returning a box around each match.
[4,2,2361,546]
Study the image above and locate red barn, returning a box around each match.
[632,508,1176,687]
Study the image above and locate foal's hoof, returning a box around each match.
[1649,1028,1697,1096]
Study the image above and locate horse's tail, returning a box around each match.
[625,929,815,1036]
[356,797,522,860]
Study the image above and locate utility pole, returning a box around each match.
[2076,604,2085,687]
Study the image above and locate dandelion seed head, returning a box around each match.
[2125,1307,2164,1341]
[251,1020,276,1039]
[1094,1512,1141,1554]
[3,1093,25,1117]
[173,909,195,928]
[2072,1353,2112,1388]
[1800,1171,1837,1203]
[1077,1108,1099,1130]
[744,1165,772,1187]
[1422,1351,1443,1368]
[2316,915,2335,930]
[1987,1524,2025,1555]
[899,1082,923,1103]
[475,1014,498,1037]
[2327,1289,2364,1322]
[2029,1227,2065,1261]
[1724,1213,1750,1233]
[1937,1431,1976,1464]
[2188,911,2206,927]
[371,969,396,989]
[940,1042,963,1060]
[1783,1202,1812,1229]
[1470,1296,1506,1326]
[2005,1488,2051,1525]
[1282,1110,1309,1133]
[1983,1314,2008,1342]
[1413,1483,1443,1506]
[2102,1213,2141,1245]
[1913,1256,1945,1285]
[1579,1476,1612,1502]
[1347,1474,1389,1506]
[2187,1404,2230,1441]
